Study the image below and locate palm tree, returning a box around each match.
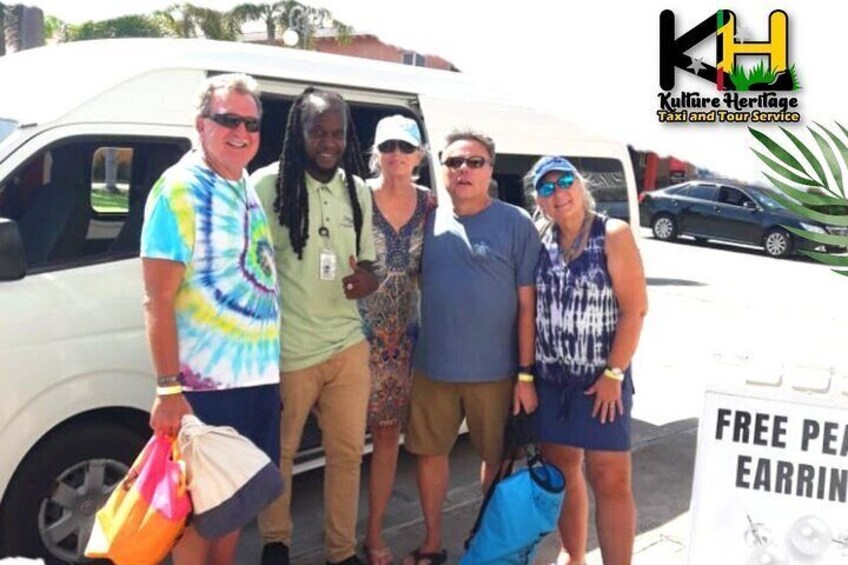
[155,4,239,40]
[228,1,351,47]
[229,1,289,42]
[154,3,202,38]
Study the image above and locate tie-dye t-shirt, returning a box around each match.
[140,151,280,391]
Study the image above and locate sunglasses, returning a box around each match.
[205,113,261,133]
[377,139,418,154]
[536,171,575,197]
[442,156,489,170]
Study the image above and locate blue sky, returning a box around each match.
[23,1,848,183]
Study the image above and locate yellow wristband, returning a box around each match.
[156,384,183,396]
[517,372,535,383]
[603,368,625,382]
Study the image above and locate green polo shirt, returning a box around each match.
[252,163,375,372]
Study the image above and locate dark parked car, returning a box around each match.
[639,181,848,258]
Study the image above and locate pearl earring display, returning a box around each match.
[745,515,788,565]
[788,515,832,558]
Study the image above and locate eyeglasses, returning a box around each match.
[536,172,575,197]
[204,113,261,133]
[377,140,417,154]
[442,156,489,170]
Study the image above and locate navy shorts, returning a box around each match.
[183,384,281,464]
[535,376,634,452]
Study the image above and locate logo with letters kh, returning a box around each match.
[657,10,801,124]
[660,9,798,92]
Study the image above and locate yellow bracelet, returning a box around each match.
[156,384,183,396]
[517,372,535,383]
[603,368,625,382]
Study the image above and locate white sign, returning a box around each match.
[689,390,848,564]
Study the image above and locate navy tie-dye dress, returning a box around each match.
[534,213,634,451]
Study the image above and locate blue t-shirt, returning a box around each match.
[413,200,541,382]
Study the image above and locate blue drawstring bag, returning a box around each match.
[460,412,565,565]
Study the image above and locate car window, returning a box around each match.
[685,184,718,201]
[719,186,755,208]
[749,189,787,211]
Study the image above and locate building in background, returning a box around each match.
[241,27,459,71]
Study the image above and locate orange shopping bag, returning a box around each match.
[85,434,192,565]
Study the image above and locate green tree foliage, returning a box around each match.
[154,3,238,40]
[34,2,350,48]
[228,1,351,46]
[43,14,67,41]
[229,1,289,42]
[751,123,848,275]
[65,15,162,40]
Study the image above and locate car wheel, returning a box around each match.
[763,229,792,258]
[652,214,678,241]
[0,421,146,564]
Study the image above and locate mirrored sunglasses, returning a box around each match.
[377,139,417,154]
[537,171,575,197]
[205,113,261,133]
[442,156,489,170]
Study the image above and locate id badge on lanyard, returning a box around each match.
[318,226,337,280]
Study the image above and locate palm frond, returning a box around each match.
[751,123,848,277]
[762,173,847,207]
[749,127,806,174]
[751,149,821,187]
[780,127,829,190]
[769,192,848,227]
[808,126,842,194]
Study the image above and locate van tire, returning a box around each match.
[0,422,146,564]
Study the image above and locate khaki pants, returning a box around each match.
[258,340,370,562]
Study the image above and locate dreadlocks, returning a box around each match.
[273,87,366,260]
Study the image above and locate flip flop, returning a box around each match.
[403,548,447,565]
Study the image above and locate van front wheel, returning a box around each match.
[0,422,146,564]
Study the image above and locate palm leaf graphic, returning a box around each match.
[750,124,848,275]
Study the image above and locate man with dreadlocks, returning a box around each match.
[252,87,378,565]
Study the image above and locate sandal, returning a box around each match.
[363,542,394,565]
[402,547,447,565]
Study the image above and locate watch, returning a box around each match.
[603,366,625,382]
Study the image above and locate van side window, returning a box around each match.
[91,147,132,215]
[1,137,188,272]
[490,155,631,224]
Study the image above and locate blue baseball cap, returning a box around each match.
[531,156,577,190]
[374,114,422,147]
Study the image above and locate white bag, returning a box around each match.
[178,415,284,539]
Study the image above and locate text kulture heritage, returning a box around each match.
[658,91,798,112]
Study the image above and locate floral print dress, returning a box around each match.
[359,187,431,429]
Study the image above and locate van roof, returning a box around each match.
[0,38,601,140]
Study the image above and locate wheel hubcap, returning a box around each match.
[766,233,787,256]
[655,218,673,239]
[38,458,128,562]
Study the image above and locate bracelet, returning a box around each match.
[603,367,625,382]
[156,373,183,386]
[156,384,183,396]
[517,372,535,383]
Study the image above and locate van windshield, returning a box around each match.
[0,119,18,146]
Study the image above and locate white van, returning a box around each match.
[0,38,637,563]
